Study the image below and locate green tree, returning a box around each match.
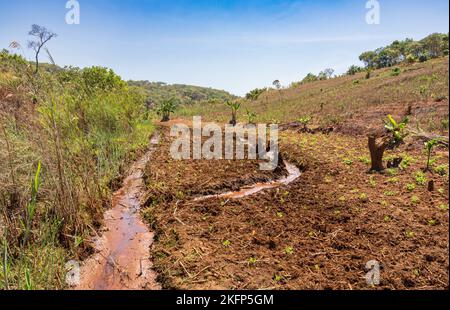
[346,65,363,75]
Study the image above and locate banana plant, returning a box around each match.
[226,100,241,126]
[156,98,178,122]
[246,109,256,124]
[384,115,409,147]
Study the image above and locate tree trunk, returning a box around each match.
[229,112,237,126]
[34,48,41,74]
[161,114,170,122]
[368,135,389,172]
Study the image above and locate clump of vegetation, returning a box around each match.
[406,183,416,192]
[128,80,235,107]
[368,115,410,172]
[245,88,266,101]
[245,109,257,124]
[415,171,428,185]
[156,97,178,122]
[390,67,401,76]
[359,34,449,70]
[434,164,448,176]
[384,115,409,147]
[0,32,153,289]
[226,100,242,126]
[298,116,312,131]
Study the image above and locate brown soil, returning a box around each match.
[143,128,449,290]
[75,135,161,290]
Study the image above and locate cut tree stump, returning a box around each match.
[368,134,390,172]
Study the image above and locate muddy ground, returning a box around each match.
[143,127,449,290]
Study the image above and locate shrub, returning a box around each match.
[390,67,401,76]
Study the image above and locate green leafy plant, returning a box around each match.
[359,193,369,203]
[248,257,258,265]
[20,161,41,246]
[405,230,415,238]
[297,116,312,131]
[245,109,257,124]
[415,171,428,185]
[285,246,294,255]
[390,67,401,76]
[226,100,242,126]
[343,158,353,166]
[434,164,448,176]
[428,219,437,226]
[424,139,439,171]
[384,115,409,147]
[406,183,416,192]
[156,98,178,122]
[24,269,32,290]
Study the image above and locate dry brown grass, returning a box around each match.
[177,57,449,136]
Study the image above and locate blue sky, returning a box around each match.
[0,0,448,95]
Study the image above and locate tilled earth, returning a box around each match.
[143,128,449,290]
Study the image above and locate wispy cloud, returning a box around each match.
[161,33,396,46]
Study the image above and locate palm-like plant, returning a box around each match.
[384,115,409,147]
[156,98,178,122]
[226,100,242,126]
[246,109,257,124]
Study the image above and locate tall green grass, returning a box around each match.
[0,53,154,289]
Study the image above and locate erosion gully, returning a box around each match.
[75,132,301,290]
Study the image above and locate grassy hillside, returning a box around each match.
[128,80,236,107]
[177,57,449,136]
[0,52,154,289]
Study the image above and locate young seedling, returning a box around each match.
[424,139,439,171]
[226,100,242,126]
[285,246,294,255]
[384,115,409,148]
[245,109,257,124]
[368,115,409,172]
[297,116,312,132]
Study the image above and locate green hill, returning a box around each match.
[128,80,236,107]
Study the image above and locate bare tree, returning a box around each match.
[27,24,57,73]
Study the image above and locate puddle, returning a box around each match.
[75,134,161,290]
[195,160,301,201]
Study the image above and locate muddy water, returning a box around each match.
[75,130,300,289]
[195,160,301,201]
[75,135,161,290]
